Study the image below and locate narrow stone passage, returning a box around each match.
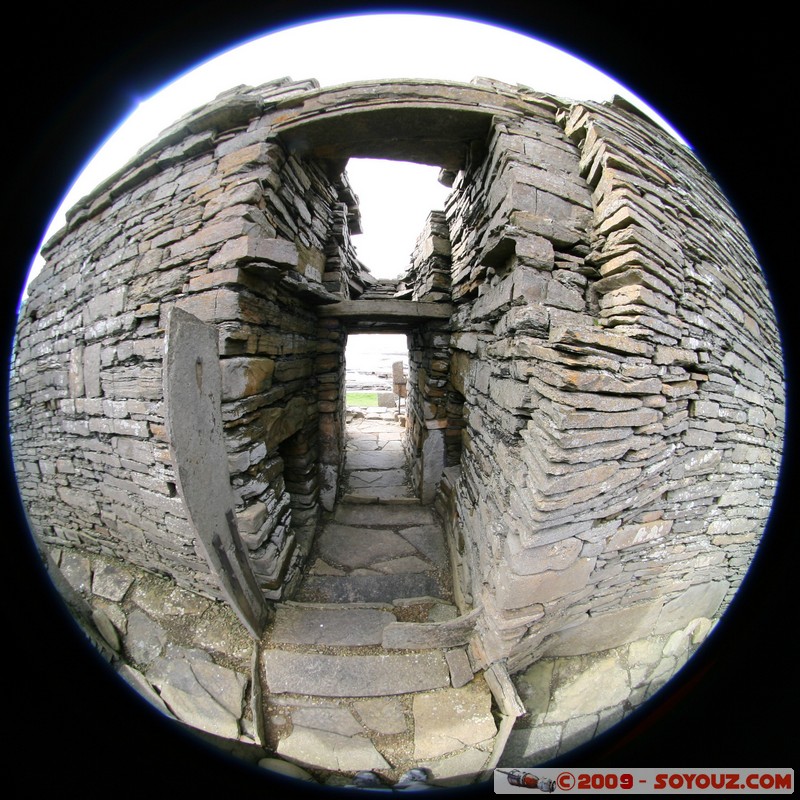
[259,415,498,788]
[298,415,452,604]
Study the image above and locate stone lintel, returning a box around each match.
[318,299,454,322]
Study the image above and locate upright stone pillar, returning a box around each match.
[164,308,269,639]
[421,427,446,503]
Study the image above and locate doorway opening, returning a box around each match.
[344,332,409,415]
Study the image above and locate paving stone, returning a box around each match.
[191,609,253,663]
[162,586,212,616]
[427,602,458,622]
[91,561,134,601]
[147,647,247,739]
[263,650,450,696]
[316,524,416,569]
[398,525,449,568]
[117,663,174,717]
[497,724,561,766]
[353,697,408,734]
[371,555,432,574]
[125,609,168,666]
[129,581,176,617]
[58,551,92,595]
[270,604,396,646]
[91,607,121,651]
[344,486,415,501]
[297,574,446,604]
[308,559,345,576]
[421,746,492,786]
[94,598,128,634]
[546,655,630,722]
[559,713,599,754]
[348,469,408,487]
[445,648,474,688]
[383,608,480,650]
[290,705,364,736]
[346,450,406,470]
[413,681,497,759]
[334,503,435,527]
[277,726,390,771]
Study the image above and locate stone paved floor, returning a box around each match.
[259,414,500,788]
[43,412,503,790]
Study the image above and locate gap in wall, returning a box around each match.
[345,333,408,411]
[345,157,451,280]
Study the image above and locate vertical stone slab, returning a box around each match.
[421,428,446,503]
[164,307,268,639]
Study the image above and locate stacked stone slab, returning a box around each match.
[11,78,362,602]
[427,84,783,672]
[11,76,783,705]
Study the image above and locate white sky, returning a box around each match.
[24,12,685,293]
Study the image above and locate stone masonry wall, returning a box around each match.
[432,85,783,672]
[10,78,362,602]
[11,77,783,688]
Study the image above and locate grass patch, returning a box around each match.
[346,391,378,407]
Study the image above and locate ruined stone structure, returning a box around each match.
[10,76,784,773]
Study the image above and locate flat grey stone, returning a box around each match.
[308,559,345,576]
[316,524,415,569]
[290,706,364,736]
[263,650,450,696]
[296,574,446,604]
[427,602,458,622]
[163,586,212,616]
[125,610,167,666]
[344,486,415,501]
[92,561,134,601]
[334,503,435,527]
[346,450,406,470]
[94,598,128,634]
[270,604,396,646]
[147,649,247,739]
[348,469,408,487]
[421,747,492,786]
[498,725,561,766]
[191,610,253,662]
[372,555,432,574]
[543,601,663,656]
[117,663,174,717]
[129,581,174,617]
[91,608,121,651]
[399,525,449,568]
[277,726,390,771]
[382,608,480,650]
[413,681,497,759]
[353,697,408,734]
[164,307,267,638]
[445,648,474,688]
[59,551,92,595]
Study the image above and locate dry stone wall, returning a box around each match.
[11,78,362,602]
[427,85,783,672]
[11,77,783,689]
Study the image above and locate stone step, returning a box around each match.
[295,573,448,604]
[269,603,397,646]
[262,649,450,697]
[341,492,421,504]
[333,501,436,528]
